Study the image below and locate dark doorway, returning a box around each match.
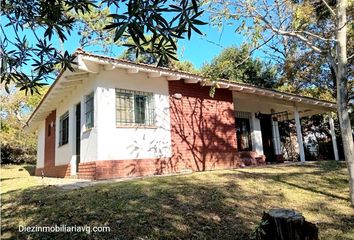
[259,114,275,162]
[75,103,81,172]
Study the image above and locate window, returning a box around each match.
[235,111,252,151]
[85,92,94,129]
[59,112,69,146]
[116,89,155,126]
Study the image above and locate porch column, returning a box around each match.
[329,113,339,161]
[251,112,264,155]
[294,107,305,163]
[69,105,77,175]
[271,118,282,156]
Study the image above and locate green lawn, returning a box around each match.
[1,161,354,239]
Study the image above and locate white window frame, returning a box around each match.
[85,92,94,129]
[59,112,69,146]
[115,88,155,126]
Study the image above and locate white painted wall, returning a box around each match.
[251,114,264,155]
[36,121,45,168]
[37,66,172,172]
[95,69,172,161]
[54,73,98,167]
[80,84,99,163]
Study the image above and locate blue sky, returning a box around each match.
[57,14,249,69]
[178,23,245,68]
[61,21,246,69]
[3,8,261,84]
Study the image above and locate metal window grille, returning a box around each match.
[235,111,251,119]
[236,116,252,151]
[116,89,155,126]
[59,112,69,146]
[85,92,94,129]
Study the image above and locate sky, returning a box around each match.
[58,13,249,69]
[2,6,263,85]
[59,22,244,69]
[177,23,245,68]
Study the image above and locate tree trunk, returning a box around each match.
[260,208,318,240]
[336,0,354,206]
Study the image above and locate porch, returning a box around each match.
[232,90,339,163]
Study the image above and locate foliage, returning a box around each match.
[1,162,353,239]
[170,60,198,73]
[0,86,47,164]
[290,1,353,99]
[1,0,94,94]
[65,3,117,54]
[1,0,205,94]
[206,0,353,100]
[201,46,278,88]
[250,220,268,240]
[119,35,177,66]
[120,35,198,72]
[302,114,344,160]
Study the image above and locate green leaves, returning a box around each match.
[201,46,278,89]
[1,0,96,95]
[114,23,129,42]
[104,0,207,66]
[1,0,206,94]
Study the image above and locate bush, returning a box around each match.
[1,144,36,165]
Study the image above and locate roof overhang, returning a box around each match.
[26,50,337,130]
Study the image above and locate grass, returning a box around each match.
[1,161,354,239]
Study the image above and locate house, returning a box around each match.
[26,49,339,179]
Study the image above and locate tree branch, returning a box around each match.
[327,52,338,77]
[321,0,336,17]
[254,12,325,54]
[231,34,276,69]
[294,30,336,42]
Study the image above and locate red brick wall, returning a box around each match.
[78,162,96,179]
[44,110,56,168]
[35,164,71,178]
[35,110,72,178]
[78,159,173,180]
[168,81,238,172]
[35,110,70,178]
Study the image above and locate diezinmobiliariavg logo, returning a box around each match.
[19,225,111,234]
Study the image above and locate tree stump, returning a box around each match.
[260,208,318,240]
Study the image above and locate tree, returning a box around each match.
[170,60,198,73]
[1,0,205,93]
[119,35,178,65]
[201,46,278,88]
[0,85,48,164]
[120,35,198,72]
[207,0,354,204]
[65,3,117,54]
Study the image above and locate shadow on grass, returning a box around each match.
[0,178,15,182]
[231,170,349,202]
[1,161,353,240]
[0,175,278,240]
[22,165,36,176]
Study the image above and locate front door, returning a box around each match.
[260,114,275,162]
[44,110,56,168]
[75,103,81,172]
